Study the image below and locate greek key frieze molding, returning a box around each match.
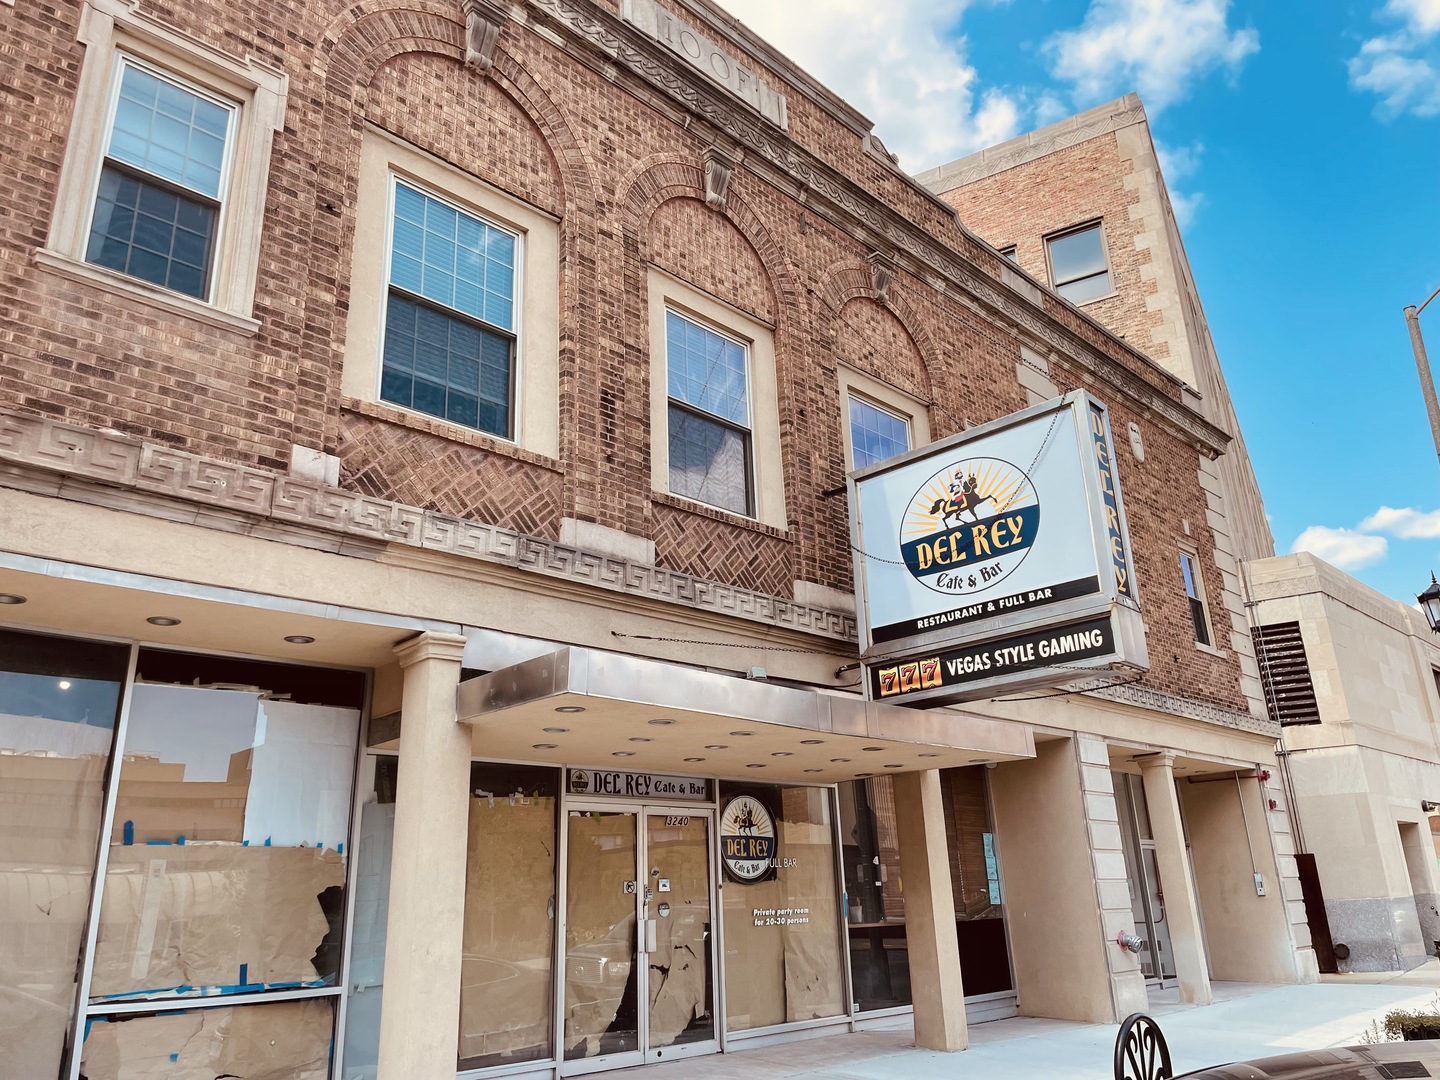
[524,0,1228,456]
[0,411,855,642]
[1091,682,1279,738]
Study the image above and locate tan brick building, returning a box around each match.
[0,4,1312,1079]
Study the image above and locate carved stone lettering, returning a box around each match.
[621,0,788,129]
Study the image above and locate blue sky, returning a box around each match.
[719,0,1440,606]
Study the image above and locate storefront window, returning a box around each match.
[83,649,362,1077]
[941,766,1011,995]
[838,777,910,1011]
[341,754,398,1080]
[80,997,334,1078]
[0,629,128,1080]
[462,762,559,1069]
[719,783,845,1031]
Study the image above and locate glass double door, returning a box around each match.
[562,804,717,1073]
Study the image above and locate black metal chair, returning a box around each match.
[1115,1012,1174,1080]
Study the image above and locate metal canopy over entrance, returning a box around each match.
[455,646,1035,784]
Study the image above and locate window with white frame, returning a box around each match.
[1045,222,1112,303]
[380,179,518,437]
[665,309,753,516]
[41,2,287,331]
[1179,550,1213,647]
[85,59,236,300]
[848,394,910,470]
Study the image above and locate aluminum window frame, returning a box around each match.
[1043,220,1114,305]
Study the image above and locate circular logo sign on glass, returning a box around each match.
[898,456,1040,597]
[720,794,775,883]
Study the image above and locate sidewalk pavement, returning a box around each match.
[629,963,1440,1079]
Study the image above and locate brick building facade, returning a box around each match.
[0,3,1313,1079]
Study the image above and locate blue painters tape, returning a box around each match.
[170,1054,178,1062]
[337,842,343,855]
[242,839,249,846]
[239,963,248,985]
[264,837,271,847]
[177,835,186,846]
[144,839,171,845]
[123,821,134,845]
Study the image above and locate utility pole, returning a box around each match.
[1407,284,1440,473]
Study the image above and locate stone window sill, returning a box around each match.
[32,248,261,335]
[341,396,562,472]
[652,490,790,540]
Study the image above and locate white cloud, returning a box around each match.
[1290,525,1389,570]
[1349,1,1440,118]
[1359,505,1440,538]
[1044,0,1259,112]
[714,0,1022,168]
[1390,0,1440,35]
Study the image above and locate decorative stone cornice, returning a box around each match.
[0,410,856,643]
[519,0,1230,457]
[915,94,1148,191]
[1091,682,1279,738]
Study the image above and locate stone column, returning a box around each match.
[893,769,967,1051]
[376,632,470,1080]
[1138,752,1212,1005]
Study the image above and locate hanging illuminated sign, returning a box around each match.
[849,392,1148,704]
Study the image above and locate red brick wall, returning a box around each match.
[0,0,1244,710]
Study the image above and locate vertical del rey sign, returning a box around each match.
[848,392,1149,704]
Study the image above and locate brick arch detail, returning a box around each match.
[615,156,802,324]
[816,259,938,405]
[303,3,600,494]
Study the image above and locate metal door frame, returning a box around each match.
[557,800,719,1075]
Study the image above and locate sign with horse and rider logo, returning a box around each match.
[848,392,1149,705]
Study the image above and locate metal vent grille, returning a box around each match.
[1252,622,1322,726]
[1378,1062,1431,1078]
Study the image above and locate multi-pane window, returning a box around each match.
[848,395,910,470]
[1046,223,1111,303]
[998,245,1018,263]
[381,179,517,437]
[85,60,235,300]
[1179,550,1212,647]
[666,310,752,516]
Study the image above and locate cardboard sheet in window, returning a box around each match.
[0,744,112,1080]
[80,998,332,1080]
[460,797,556,1065]
[90,844,344,998]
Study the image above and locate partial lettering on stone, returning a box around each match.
[622,0,788,129]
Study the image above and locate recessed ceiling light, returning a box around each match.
[57,680,71,691]
[705,744,728,750]
[730,730,754,737]
[555,705,586,714]
[800,739,824,745]
[919,753,940,758]
[884,764,903,769]
[648,718,675,726]
[830,757,851,763]
[856,773,872,778]
[804,768,823,773]
[745,763,766,769]
[684,757,705,763]
[863,746,885,752]
[969,759,987,765]
[613,751,635,757]
[0,594,27,605]
[771,752,793,757]
[284,635,315,644]
[533,743,558,750]
[146,616,181,626]
[543,727,569,734]
[629,737,652,743]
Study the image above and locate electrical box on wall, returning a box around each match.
[1254,873,1266,897]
